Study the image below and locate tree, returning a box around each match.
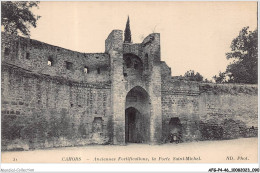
[124,16,132,43]
[204,78,212,83]
[225,27,257,84]
[184,70,204,82]
[213,71,227,83]
[1,1,40,37]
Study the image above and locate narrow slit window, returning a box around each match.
[4,48,10,56]
[26,52,30,59]
[84,66,88,73]
[65,61,73,70]
[48,57,54,66]
[97,68,100,74]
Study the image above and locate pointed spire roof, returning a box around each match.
[124,16,132,43]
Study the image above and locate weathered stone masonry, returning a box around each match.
[161,73,258,142]
[2,32,112,149]
[1,28,258,150]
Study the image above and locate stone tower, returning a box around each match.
[105,18,162,145]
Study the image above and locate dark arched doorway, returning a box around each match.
[125,86,150,143]
[168,117,183,143]
[125,107,141,143]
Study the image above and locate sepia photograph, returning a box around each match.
[1,1,258,172]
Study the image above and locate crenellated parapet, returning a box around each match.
[2,32,111,84]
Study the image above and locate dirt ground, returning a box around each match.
[1,137,258,163]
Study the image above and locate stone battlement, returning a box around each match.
[1,32,111,84]
[1,21,258,151]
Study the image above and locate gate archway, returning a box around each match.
[125,86,150,143]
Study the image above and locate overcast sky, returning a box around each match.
[30,1,257,79]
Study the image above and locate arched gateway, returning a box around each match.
[125,86,150,143]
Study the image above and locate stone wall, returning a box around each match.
[2,32,111,84]
[161,78,258,142]
[1,32,113,150]
[199,83,258,126]
[1,28,257,150]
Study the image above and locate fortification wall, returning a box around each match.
[199,83,258,125]
[1,54,112,151]
[162,78,258,142]
[1,29,257,149]
[1,33,111,84]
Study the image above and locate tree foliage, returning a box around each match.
[214,27,257,84]
[124,16,132,43]
[1,1,40,37]
[213,71,227,83]
[184,70,204,82]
